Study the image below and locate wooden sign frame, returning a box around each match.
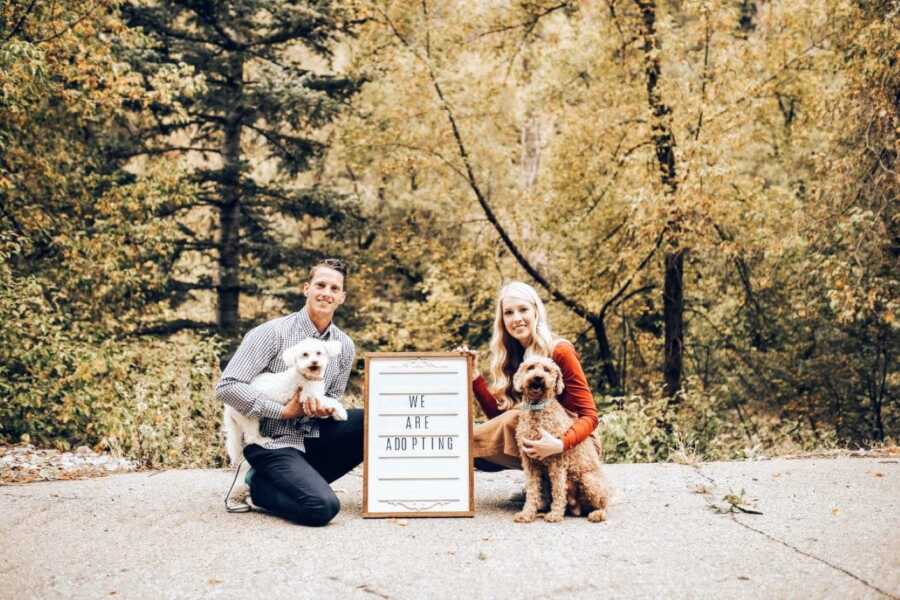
[362,352,475,518]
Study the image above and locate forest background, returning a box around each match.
[1,0,896,468]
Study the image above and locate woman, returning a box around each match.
[459,281,599,470]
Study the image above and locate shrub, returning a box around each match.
[0,331,226,469]
[1,232,226,469]
[597,377,840,463]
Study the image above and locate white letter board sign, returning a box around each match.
[363,352,474,518]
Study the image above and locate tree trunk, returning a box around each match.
[217,54,244,335]
[871,335,887,442]
[663,250,684,398]
[591,316,622,392]
[872,394,885,442]
[637,0,685,399]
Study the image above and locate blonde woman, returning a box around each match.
[458,281,599,470]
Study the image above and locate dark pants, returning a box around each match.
[243,408,364,526]
[474,458,510,472]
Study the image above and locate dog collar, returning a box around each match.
[522,400,549,411]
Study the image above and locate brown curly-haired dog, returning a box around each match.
[513,356,610,523]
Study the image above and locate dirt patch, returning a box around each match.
[778,446,900,460]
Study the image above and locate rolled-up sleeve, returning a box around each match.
[215,324,285,420]
[472,375,502,419]
[554,342,599,450]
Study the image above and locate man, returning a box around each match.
[216,258,360,526]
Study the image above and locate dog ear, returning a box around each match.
[512,364,526,393]
[553,362,565,396]
[282,344,301,366]
[323,340,342,358]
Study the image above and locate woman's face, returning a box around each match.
[501,295,536,347]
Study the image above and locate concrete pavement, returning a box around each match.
[1,457,898,599]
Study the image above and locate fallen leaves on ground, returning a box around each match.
[0,444,136,484]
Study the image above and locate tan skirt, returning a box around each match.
[473,410,522,469]
[473,409,604,470]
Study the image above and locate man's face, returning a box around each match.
[303,267,346,317]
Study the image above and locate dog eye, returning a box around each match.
[302,352,309,357]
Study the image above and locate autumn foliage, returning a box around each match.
[1,0,896,466]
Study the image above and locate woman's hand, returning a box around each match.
[521,428,564,459]
[454,344,479,382]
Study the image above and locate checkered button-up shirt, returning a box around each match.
[216,307,356,452]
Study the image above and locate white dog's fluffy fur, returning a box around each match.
[224,338,345,501]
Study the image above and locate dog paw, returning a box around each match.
[514,510,536,523]
[332,406,348,421]
[543,512,564,523]
[587,509,607,523]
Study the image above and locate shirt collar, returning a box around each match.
[297,305,335,340]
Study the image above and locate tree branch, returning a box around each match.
[127,318,217,337]
[693,6,712,141]
[32,0,105,45]
[581,138,651,217]
[1,0,38,45]
[124,9,234,51]
[503,3,572,78]
[113,145,222,159]
[186,3,243,50]
[599,228,664,318]
[470,2,570,40]
[168,279,217,292]
[376,4,599,323]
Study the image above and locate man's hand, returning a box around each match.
[280,389,305,419]
[280,389,334,419]
[300,391,335,418]
[521,428,564,459]
[280,396,305,419]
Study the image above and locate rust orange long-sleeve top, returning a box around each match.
[472,341,599,450]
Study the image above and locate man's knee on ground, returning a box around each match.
[293,490,341,526]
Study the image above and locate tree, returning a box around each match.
[632,0,684,399]
[0,0,188,334]
[0,1,221,455]
[120,0,360,336]
[339,0,660,393]
[336,0,897,449]
[2,0,895,459]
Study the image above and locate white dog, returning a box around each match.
[224,338,345,502]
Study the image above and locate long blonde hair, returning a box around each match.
[488,281,560,409]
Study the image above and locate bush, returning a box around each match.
[0,232,226,469]
[0,331,226,469]
[597,377,839,463]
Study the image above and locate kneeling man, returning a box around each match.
[216,258,360,526]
